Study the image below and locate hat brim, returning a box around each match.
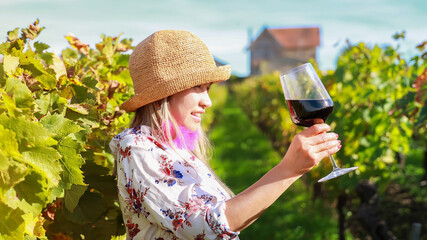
[121,65,231,112]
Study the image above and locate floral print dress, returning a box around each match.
[110,126,240,240]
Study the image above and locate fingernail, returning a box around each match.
[335,133,339,138]
[337,145,342,149]
[338,140,341,144]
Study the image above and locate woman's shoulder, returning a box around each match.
[110,125,169,151]
[114,125,150,139]
[111,126,153,149]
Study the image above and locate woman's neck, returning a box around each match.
[173,125,199,151]
[160,122,199,151]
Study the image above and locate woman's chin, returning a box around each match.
[187,125,199,132]
[181,122,200,132]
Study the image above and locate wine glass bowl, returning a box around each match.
[281,63,334,127]
[280,63,358,182]
[286,99,334,127]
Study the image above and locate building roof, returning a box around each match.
[265,26,320,48]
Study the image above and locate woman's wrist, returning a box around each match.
[276,157,305,180]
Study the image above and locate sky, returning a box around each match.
[0,0,426,76]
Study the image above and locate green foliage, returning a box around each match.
[0,20,133,239]
[232,36,426,237]
[325,41,426,190]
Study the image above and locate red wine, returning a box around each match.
[287,99,334,127]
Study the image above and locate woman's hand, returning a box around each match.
[279,123,341,177]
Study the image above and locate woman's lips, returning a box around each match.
[191,112,202,122]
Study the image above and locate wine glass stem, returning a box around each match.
[329,155,339,170]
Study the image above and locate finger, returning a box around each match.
[312,118,324,124]
[315,144,342,160]
[300,124,331,137]
[310,132,339,145]
[312,139,341,153]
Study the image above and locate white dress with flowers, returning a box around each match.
[109,126,239,240]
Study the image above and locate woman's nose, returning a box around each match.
[200,92,212,109]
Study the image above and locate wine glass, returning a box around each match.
[280,63,358,182]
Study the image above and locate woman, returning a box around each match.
[109,30,341,240]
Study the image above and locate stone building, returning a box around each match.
[248,26,320,75]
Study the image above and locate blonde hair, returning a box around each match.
[130,98,234,196]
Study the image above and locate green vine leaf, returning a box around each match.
[33,41,50,54]
[0,201,25,240]
[0,160,27,196]
[64,184,87,212]
[13,172,50,216]
[6,28,20,42]
[0,124,22,169]
[21,146,62,186]
[0,88,20,118]
[57,137,85,188]
[5,77,34,112]
[40,113,83,140]
[0,115,57,147]
[3,55,20,75]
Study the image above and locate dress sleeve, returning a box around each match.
[117,134,239,240]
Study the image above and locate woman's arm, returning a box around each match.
[224,123,341,232]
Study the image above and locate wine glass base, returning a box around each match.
[318,166,358,182]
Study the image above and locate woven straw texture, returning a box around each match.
[121,30,231,112]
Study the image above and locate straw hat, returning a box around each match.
[121,30,231,112]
